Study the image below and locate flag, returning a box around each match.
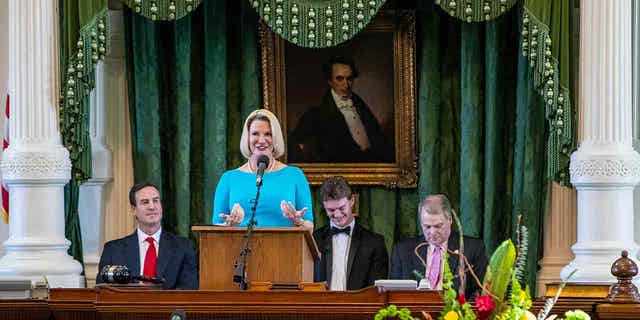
[2,92,8,224]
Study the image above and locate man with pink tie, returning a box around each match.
[390,194,488,299]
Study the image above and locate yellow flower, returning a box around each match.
[518,290,527,300]
[444,311,459,320]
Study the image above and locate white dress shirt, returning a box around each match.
[331,89,371,151]
[424,241,447,290]
[137,227,161,275]
[330,219,356,291]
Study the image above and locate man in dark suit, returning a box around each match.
[390,194,487,299]
[289,56,393,163]
[313,176,388,290]
[97,183,198,289]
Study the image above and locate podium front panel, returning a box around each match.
[194,226,317,290]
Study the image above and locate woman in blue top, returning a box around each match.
[213,109,314,229]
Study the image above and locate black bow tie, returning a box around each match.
[330,226,351,236]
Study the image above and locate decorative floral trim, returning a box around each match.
[570,159,640,178]
[60,8,110,184]
[251,0,386,48]
[0,149,71,181]
[521,7,574,185]
[121,0,203,21]
[434,0,518,23]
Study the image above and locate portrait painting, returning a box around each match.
[285,32,395,164]
[261,11,417,187]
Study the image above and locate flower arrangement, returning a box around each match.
[375,215,591,320]
[438,215,589,320]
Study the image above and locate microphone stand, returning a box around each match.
[232,177,263,290]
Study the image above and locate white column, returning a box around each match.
[537,183,576,296]
[78,61,113,287]
[562,0,640,283]
[0,0,83,287]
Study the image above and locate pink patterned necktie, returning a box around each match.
[429,246,442,289]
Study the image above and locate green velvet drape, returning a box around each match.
[124,0,259,238]
[415,1,546,289]
[126,2,549,289]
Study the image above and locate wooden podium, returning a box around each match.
[192,225,320,290]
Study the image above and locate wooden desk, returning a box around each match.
[0,299,48,320]
[49,286,442,320]
[597,303,640,320]
[3,287,640,320]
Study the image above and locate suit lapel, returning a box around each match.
[345,223,361,282]
[447,233,461,286]
[322,227,334,284]
[156,231,174,278]
[413,238,428,279]
[322,92,353,136]
[125,232,141,275]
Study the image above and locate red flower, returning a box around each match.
[475,295,495,320]
[457,294,466,305]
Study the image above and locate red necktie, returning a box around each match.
[143,236,157,277]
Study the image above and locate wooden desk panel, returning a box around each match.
[193,226,319,290]
[597,303,640,320]
[48,288,97,320]
[3,287,640,320]
[0,299,48,320]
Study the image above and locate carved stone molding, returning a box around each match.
[571,159,640,178]
[570,149,640,186]
[1,147,71,182]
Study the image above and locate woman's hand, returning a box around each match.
[280,200,307,226]
[219,203,245,226]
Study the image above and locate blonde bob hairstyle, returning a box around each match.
[239,109,286,159]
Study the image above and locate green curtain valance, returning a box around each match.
[60,0,109,183]
[522,0,574,184]
[434,0,519,23]
[250,0,386,48]
[121,0,203,21]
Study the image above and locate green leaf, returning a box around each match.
[482,240,516,304]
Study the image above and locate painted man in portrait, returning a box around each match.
[288,56,393,163]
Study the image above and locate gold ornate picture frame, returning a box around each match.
[261,11,417,188]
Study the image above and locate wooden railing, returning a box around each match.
[0,286,630,320]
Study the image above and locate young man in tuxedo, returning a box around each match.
[313,176,388,290]
[97,182,198,289]
[390,194,488,298]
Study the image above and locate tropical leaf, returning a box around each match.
[482,240,516,308]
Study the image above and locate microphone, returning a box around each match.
[255,155,270,186]
[234,156,268,289]
[170,310,186,320]
[99,265,165,284]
